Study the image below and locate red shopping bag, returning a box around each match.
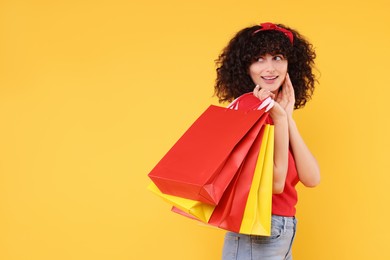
[171,124,274,236]
[148,93,269,205]
[207,124,266,232]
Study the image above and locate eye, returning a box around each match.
[274,55,285,61]
[256,57,264,62]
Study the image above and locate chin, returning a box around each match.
[270,85,282,92]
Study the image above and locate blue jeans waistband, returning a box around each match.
[271,215,297,231]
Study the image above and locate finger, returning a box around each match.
[283,74,291,93]
[261,89,275,99]
[256,89,274,101]
[275,88,283,103]
[285,73,294,93]
[253,85,261,96]
[281,74,293,102]
[253,85,262,99]
[259,90,272,101]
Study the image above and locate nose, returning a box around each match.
[265,59,276,72]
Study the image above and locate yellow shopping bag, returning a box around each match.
[147,182,215,222]
[239,124,274,236]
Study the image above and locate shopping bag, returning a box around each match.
[239,124,274,236]
[207,125,267,231]
[148,95,269,205]
[169,124,274,236]
[164,127,262,224]
[147,182,215,222]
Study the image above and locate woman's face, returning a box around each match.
[248,53,288,93]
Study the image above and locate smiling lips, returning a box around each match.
[261,75,279,83]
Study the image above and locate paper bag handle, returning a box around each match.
[227,93,274,112]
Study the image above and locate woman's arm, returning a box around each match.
[269,106,289,193]
[277,74,320,187]
[253,87,289,194]
[288,118,320,187]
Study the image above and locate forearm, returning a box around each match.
[288,116,320,187]
[272,115,289,193]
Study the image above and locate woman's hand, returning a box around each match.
[276,73,295,117]
[253,85,286,122]
[253,85,275,101]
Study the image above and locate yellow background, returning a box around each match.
[1,0,389,259]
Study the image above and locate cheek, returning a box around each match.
[247,67,255,81]
[277,64,288,78]
[248,63,261,78]
[280,71,287,80]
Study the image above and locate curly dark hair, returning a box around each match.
[214,23,317,109]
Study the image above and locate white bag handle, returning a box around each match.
[227,94,274,112]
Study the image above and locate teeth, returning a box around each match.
[262,76,277,80]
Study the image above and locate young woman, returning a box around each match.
[214,22,321,260]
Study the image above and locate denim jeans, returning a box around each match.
[222,215,297,260]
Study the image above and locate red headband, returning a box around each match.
[252,22,294,44]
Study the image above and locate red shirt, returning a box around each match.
[271,149,299,216]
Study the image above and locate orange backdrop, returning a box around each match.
[1,0,389,259]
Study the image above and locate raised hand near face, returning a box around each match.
[276,73,295,117]
[253,84,286,122]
